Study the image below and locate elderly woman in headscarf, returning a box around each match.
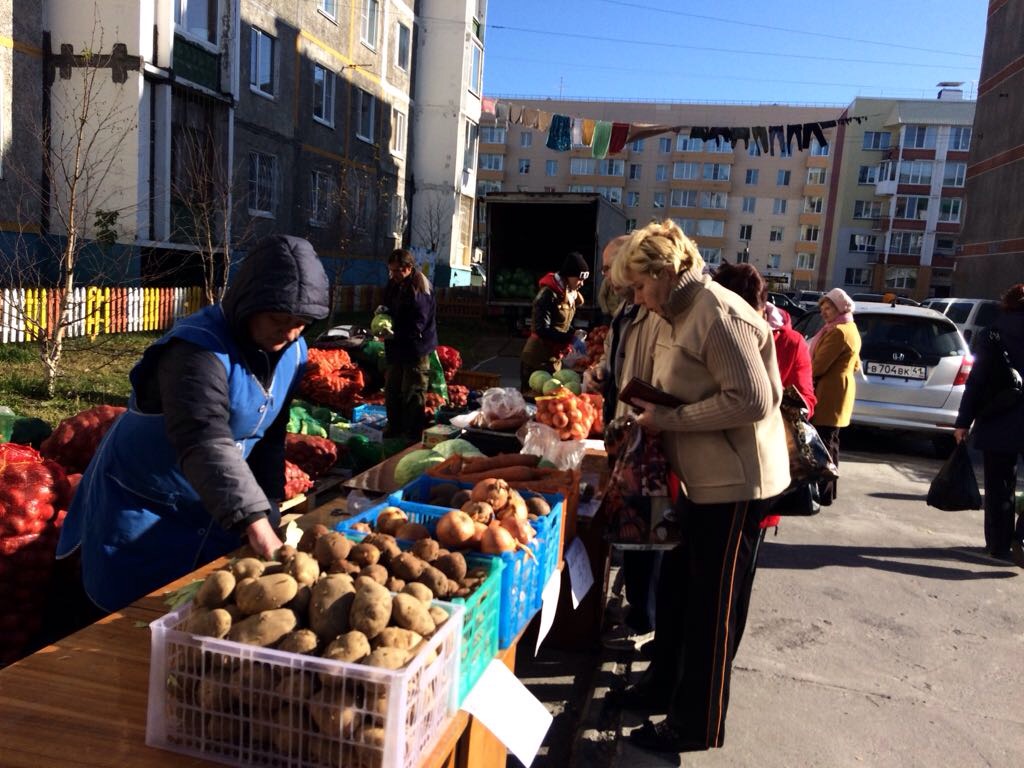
[808,287,862,505]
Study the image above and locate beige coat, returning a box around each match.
[646,270,791,505]
[600,304,663,420]
[810,321,862,428]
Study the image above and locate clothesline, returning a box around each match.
[482,97,872,159]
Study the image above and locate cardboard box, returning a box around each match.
[422,424,459,448]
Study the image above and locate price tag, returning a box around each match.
[534,570,562,654]
[460,660,553,767]
[565,537,593,609]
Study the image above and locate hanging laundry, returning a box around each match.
[495,102,510,123]
[546,114,572,151]
[689,126,709,140]
[537,111,552,132]
[731,126,751,149]
[626,123,675,143]
[591,121,612,159]
[752,126,770,154]
[785,124,804,152]
[608,122,630,154]
[802,122,828,150]
[582,118,596,146]
[572,117,584,147]
[481,97,497,115]
[819,119,837,130]
[768,125,785,156]
[508,104,524,124]
[521,108,540,129]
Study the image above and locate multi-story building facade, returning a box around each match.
[477,99,843,291]
[822,93,975,300]
[955,0,1024,297]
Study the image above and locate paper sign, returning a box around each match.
[460,660,553,767]
[565,537,593,609]
[534,570,562,655]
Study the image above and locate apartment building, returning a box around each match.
[477,99,843,291]
[823,93,975,300]
[955,0,1024,297]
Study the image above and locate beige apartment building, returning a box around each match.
[477,99,843,291]
[821,91,975,300]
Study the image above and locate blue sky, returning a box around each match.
[482,0,988,105]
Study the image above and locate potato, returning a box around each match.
[287,584,312,620]
[297,523,329,553]
[314,532,353,568]
[271,705,306,758]
[391,593,436,637]
[322,630,371,663]
[364,647,409,669]
[411,538,441,563]
[227,608,298,646]
[450,489,471,508]
[400,582,433,604]
[186,607,232,638]
[390,552,426,581]
[385,576,406,592]
[328,558,361,575]
[275,670,316,699]
[363,533,401,564]
[308,687,360,736]
[235,573,300,615]
[349,580,392,640]
[394,521,430,541]
[416,565,456,598]
[432,552,467,583]
[429,605,449,628]
[231,557,265,581]
[228,661,281,706]
[360,564,389,585]
[309,574,356,639]
[373,626,423,652]
[284,551,320,586]
[195,569,236,608]
[427,482,460,507]
[525,496,552,517]
[205,714,242,742]
[274,544,298,564]
[276,628,319,655]
[349,542,381,568]
[199,678,233,712]
[376,506,409,536]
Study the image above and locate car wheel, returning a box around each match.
[932,435,956,459]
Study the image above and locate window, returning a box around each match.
[463,121,478,170]
[676,136,703,152]
[938,198,962,223]
[250,27,275,96]
[481,125,506,143]
[313,64,335,126]
[597,186,622,204]
[390,108,407,155]
[769,226,784,242]
[396,23,411,70]
[479,153,503,171]
[949,126,971,151]
[810,138,829,156]
[672,161,699,180]
[597,159,624,176]
[658,137,671,153]
[736,250,750,263]
[845,268,872,286]
[671,189,698,208]
[696,219,724,237]
[360,0,380,49]
[862,131,891,150]
[653,191,666,208]
[309,170,335,226]
[777,143,792,158]
[518,158,530,174]
[885,266,917,290]
[627,191,640,208]
[631,139,645,152]
[706,139,732,153]
[849,234,878,252]
[318,0,337,20]
[739,224,753,240]
[777,169,791,186]
[857,165,878,184]
[804,196,823,213]
[934,236,957,255]
[672,218,697,235]
[176,0,216,44]
[545,160,558,176]
[745,168,758,185]
[895,195,928,220]
[469,43,483,94]
[703,163,730,180]
[890,231,923,255]
[943,161,966,187]
[626,218,637,231]
[807,167,826,184]
[904,125,936,149]
[655,164,668,181]
[700,247,722,265]
[801,225,820,242]
[248,151,277,215]
[519,131,532,148]
[898,160,932,185]
[478,180,502,194]
[356,88,375,142]
[628,163,642,180]
[767,254,782,268]
[772,198,787,215]
[569,184,593,192]
[748,142,761,157]
[702,191,728,209]
[570,157,595,175]
[742,196,756,213]
[853,200,883,219]
[796,252,816,270]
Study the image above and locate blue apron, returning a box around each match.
[56,306,306,611]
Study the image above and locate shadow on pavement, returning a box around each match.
[867,491,928,501]
[758,543,1021,580]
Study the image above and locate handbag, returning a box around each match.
[779,386,838,484]
[926,439,982,511]
[977,329,1023,418]
[772,480,821,517]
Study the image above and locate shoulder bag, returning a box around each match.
[978,329,1023,418]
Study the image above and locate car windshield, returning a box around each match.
[857,314,964,358]
[926,300,950,314]
[974,302,1000,327]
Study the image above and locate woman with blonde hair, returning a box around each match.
[606,220,790,755]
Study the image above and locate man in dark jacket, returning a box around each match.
[56,235,330,613]
[520,251,589,391]
[381,248,438,440]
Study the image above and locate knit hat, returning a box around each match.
[560,251,591,279]
[822,287,855,314]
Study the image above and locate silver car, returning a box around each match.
[794,305,972,451]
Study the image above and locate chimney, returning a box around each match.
[937,81,964,100]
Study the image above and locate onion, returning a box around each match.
[469,521,487,547]
[436,510,476,548]
[499,515,535,545]
[470,478,510,511]
[481,520,517,554]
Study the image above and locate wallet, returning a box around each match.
[618,377,683,409]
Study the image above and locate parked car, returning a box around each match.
[850,292,921,307]
[767,291,807,319]
[794,290,824,311]
[793,304,971,454]
[919,297,999,349]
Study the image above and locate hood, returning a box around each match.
[221,235,330,333]
[538,272,566,296]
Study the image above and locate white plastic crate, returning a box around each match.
[146,600,464,768]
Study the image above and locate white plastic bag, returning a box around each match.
[481,387,528,422]
[518,420,587,470]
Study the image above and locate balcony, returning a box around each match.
[875,178,897,196]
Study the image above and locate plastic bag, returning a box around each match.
[427,350,449,401]
[481,387,527,421]
[519,420,586,470]
[927,441,982,511]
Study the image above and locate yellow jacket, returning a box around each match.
[810,321,862,428]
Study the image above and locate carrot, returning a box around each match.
[461,453,540,472]
[457,465,542,483]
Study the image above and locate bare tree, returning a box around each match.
[412,188,454,255]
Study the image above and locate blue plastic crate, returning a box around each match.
[352,403,388,423]
[335,499,445,540]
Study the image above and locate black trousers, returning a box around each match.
[981,450,1024,556]
[644,497,771,748]
[384,357,430,439]
[817,425,842,505]
[622,549,662,634]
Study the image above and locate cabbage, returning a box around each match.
[370,313,394,337]
[393,448,446,487]
[432,438,484,459]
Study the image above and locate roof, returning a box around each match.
[884,100,976,127]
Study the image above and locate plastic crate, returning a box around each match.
[146,599,463,768]
[352,404,388,423]
[451,370,501,391]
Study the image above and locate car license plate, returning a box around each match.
[865,361,927,380]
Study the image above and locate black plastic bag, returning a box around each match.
[772,481,821,517]
[926,441,981,511]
